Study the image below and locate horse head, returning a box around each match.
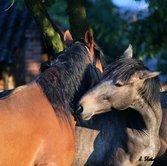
[79,45,160,120]
[40,30,105,116]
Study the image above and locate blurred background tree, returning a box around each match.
[131,0,167,55]
[130,0,167,80]
[42,0,167,62]
[0,0,167,90]
[2,0,167,59]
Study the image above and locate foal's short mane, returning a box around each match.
[103,58,160,106]
[36,42,89,117]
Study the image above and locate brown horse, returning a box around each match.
[79,45,162,165]
[0,30,101,165]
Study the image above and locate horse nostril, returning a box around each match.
[77,105,83,115]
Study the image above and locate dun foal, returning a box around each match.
[0,31,98,165]
[79,46,162,165]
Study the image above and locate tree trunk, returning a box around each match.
[25,0,64,56]
[67,0,89,40]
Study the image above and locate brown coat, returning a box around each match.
[0,83,75,166]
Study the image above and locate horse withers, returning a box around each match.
[79,45,162,165]
[0,30,103,165]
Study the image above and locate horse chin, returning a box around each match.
[96,108,111,114]
[81,112,94,121]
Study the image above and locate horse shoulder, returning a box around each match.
[0,83,75,165]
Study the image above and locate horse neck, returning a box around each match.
[37,43,91,113]
[131,95,162,135]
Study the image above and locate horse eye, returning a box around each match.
[102,96,110,101]
[115,81,123,87]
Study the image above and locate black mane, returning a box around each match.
[40,41,105,73]
[36,42,89,116]
[103,58,160,105]
[39,41,104,113]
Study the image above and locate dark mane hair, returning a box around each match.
[40,41,105,73]
[71,39,105,70]
[103,58,160,106]
[39,41,105,111]
[36,42,89,117]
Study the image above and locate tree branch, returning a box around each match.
[25,0,64,55]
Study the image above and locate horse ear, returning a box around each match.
[139,70,160,80]
[84,29,94,55]
[84,29,94,45]
[160,83,167,92]
[64,30,73,44]
[123,44,133,59]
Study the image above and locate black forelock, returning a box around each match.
[103,58,160,105]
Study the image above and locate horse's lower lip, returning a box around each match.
[83,116,91,120]
[81,113,93,121]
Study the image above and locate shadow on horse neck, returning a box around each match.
[75,109,146,165]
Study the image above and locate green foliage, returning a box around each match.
[35,0,131,62]
[2,0,167,64]
[85,0,130,63]
[130,0,167,76]
[45,0,68,27]
[130,0,167,56]
[40,0,167,76]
